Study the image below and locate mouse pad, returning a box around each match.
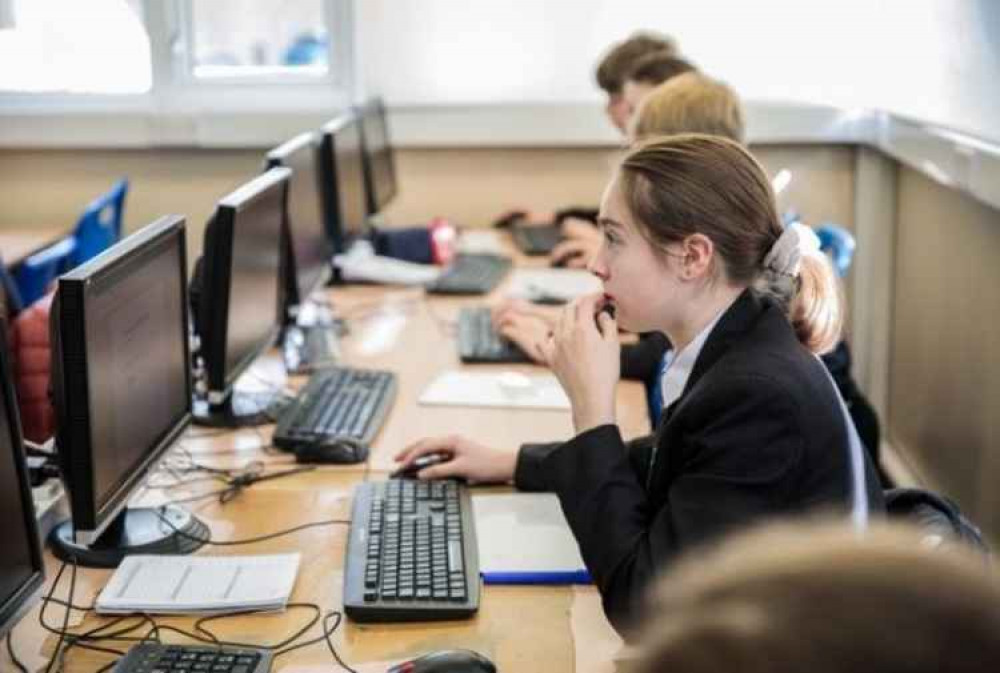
[418,371,570,411]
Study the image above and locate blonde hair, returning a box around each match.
[631,520,1000,673]
[595,32,678,95]
[633,72,745,144]
[618,134,843,353]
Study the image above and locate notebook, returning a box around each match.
[473,493,590,584]
[418,371,570,411]
[96,554,300,615]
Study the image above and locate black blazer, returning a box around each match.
[515,289,885,636]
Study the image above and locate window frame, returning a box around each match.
[0,0,355,142]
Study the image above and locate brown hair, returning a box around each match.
[633,72,745,144]
[626,51,696,88]
[631,520,1000,673]
[618,134,843,353]
[595,32,678,95]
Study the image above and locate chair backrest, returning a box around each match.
[884,487,991,558]
[815,224,856,278]
[69,178,128,267]
[12,236,76,307]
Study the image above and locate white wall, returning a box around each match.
[356,0,1000,142]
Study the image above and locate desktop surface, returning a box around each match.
[9,242,647,672]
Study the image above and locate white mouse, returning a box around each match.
[497,371,532,394]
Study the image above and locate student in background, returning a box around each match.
[631,520,1000,673]
[398,134,885,635]
[498,31,678,228]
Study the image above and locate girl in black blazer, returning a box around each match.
[396,134,884,637]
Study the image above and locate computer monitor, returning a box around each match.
[265,132,332,317]
[0,324,44,638]
[357,97,398,217]
[49,215,207,568]
[193,167,289,427]
[319,113,370,254]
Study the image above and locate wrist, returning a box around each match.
[571,397,615,434]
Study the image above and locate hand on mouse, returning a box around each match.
[394,435,517,485]
[539,292,619,434]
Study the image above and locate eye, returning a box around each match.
[603,229,620,246]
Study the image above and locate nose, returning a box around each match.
[588,243,610,281]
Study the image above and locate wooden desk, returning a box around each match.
[0,226,67,266]
[8,255,648,672]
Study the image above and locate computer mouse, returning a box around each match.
[391,451,451,479]
[293,438,369,464]
[497,371,532,396]
[386,649,496,673]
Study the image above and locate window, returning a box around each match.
[0,0,151,94]
[184,0,329,80]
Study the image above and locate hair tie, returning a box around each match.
[762,221,820,277]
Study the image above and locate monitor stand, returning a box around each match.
[49,505,209,569]
[191,390,279,428]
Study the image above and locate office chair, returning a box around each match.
[69,178,128,267]
[816,223,856,278]
[884,488,991,558]
[13,236,76,307]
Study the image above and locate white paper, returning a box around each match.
[418,371,570,410]
[504,268,602,303]
[96,554,300,614]
[473,493,586,574]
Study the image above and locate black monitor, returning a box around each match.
[357,98,398,217]
[49,215,206,568]
[194,167,288,427]
[265,132,332,317]
[319,113,370,254]
[0,324,44,638]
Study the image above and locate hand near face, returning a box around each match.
[540,292,620,433]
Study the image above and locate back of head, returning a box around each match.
[633,72,745,144]
[630,520,1000,673]
[595,31,678,96]
[618,134,842,353]
[627,51,697,88]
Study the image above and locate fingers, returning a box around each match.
[597,309,618,340]
[394,435,457,465]
[417,458,464,481]
[499,322,550,365]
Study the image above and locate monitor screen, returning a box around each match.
[221,172,286,384]
[0,328,44,638]
[359,98,397,215]
[51,217,191,542]
[266,133,331,307]
[322,115,369,248]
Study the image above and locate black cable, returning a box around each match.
[155,507,349,546]
[322,611,360,673]
[43,558,77,673]
[192,603,321,651]
[6,632,28,673]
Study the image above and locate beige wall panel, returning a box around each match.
[0,143,856,274]
[890,167,1000,541]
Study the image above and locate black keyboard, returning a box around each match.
[282,323,338,374]
[272,367,397,452]
[426,253,512,295]
[111,643,271,673]
[344,479,480,622]
[457,307,530,363]
[511,224,562,255]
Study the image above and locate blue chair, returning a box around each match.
[13,236,76,307]
[69,178,128,267]
[815,224,856,278]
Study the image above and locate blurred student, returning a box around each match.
[398,135,885,634]
[498,31,679,228]
[630,520,1000,671]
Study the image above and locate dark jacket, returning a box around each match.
[515,289,885,636]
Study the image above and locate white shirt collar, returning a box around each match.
[659,309,727,411]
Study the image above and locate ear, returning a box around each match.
[681,233,715,280]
